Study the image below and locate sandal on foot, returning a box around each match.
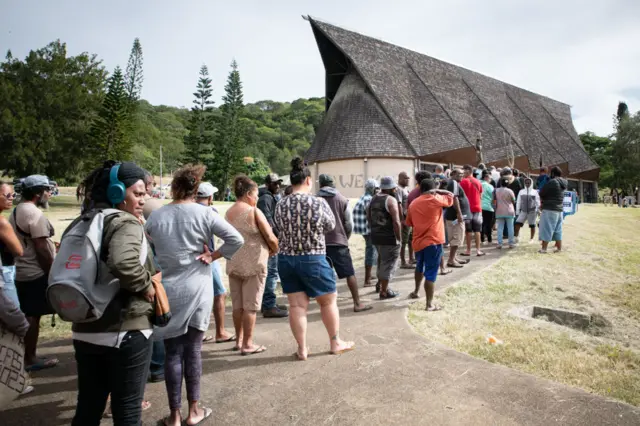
[26,358,58,372]
[354,304,373,313]
[458,258,470,264]
[460,252,471,256]
[538,249,548,254]
[330,342,355,355]
[409,291,420,299]
[186,407,213,426]
[426,305,443,312]
[447,262,463,269]
[202,335,214,344]
[241,345,267,356]
[294,348,309,361]
[380,289,399,300]
[215,335,235,343]
[476,251,486,257]
[439,269,452,275]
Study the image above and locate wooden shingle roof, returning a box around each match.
[305,17,598,177]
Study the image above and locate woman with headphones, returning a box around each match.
[72,160,157,426]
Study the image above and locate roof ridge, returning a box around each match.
[406,62,474,150]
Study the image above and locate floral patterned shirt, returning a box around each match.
[274,193,336,256]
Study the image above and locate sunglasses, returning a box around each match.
[1,193,16,199]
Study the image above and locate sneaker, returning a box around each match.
[380,289,399,300]
[263,307,289,318]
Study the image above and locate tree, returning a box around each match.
[612,110,640,196]
[580,132,614,189]
[183,65,216,166]
[124,38,143,108]
[0,41,106,182]
[242,157,271,183]
[85,66,133,168]
[210,60,246,193]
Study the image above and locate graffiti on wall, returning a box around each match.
[318,174,387,189]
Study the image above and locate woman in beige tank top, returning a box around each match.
[225,176,278,355]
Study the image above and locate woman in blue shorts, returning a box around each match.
[274,158,355,360]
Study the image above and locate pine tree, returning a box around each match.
[124,38,143,111]
[183,64,215,165]
[86,66,132,168]
[211,60,246,193]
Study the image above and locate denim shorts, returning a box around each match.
[278,254,336,298]
[212,262,226,296]
[415,244,443,283]
[538,210,563,242]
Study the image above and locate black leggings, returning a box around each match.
[481,210,494,243]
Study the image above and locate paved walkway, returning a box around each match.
[2,247,639,425]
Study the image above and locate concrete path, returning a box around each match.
[2,247,639,425]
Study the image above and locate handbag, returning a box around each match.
[150,272,171,327]
[0,323,28,408]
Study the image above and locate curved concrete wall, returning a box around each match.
[311,158,416,199]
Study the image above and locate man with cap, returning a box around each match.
[257,173,288,318]
[367,176,401,299]
[317,175,372,312]
[9,175,58,371]
[352,179,379,288]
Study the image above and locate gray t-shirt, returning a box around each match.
[145,203,244,340]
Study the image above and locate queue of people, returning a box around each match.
[0,158,571,425]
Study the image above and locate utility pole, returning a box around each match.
[159,144,163,199]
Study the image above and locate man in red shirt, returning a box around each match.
[405,179,454,311]
[460,164,485,257]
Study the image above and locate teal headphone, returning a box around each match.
[107,163,126,205]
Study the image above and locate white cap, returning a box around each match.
[197,182,218,198]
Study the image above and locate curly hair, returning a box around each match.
[289,157,311,186]
[171,164,206,201]
[233,174,258,199]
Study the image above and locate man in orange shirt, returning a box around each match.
[405,179,454,311]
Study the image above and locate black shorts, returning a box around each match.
[465,212,483,233]
[16,275,54,317]
[326,246,356,279]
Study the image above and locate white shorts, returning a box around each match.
[516,211,537,227]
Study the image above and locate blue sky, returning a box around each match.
[1,0,639,135]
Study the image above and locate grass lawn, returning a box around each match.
[409,204,640,406]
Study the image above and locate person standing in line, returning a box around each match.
[490,166,500,187]
[0,181,21,308]
[397,171,414,268]
[536,167,549,190]
[367,176,402,299]
[406,179,454,309]
[225,175,279,355]
[71,161,157,425]
[257,174,289,318]
[432,165,446,181]
[444,169,470,269]
[494,178,517,249]
[352,179,379,288]
[317,174,372,313]
[480,171,495,245]
[9,175,59,372]
[145,165,244,426]
[195,182,236,344]
[460,165,485,257]
[538,166,568,254]
[275,158,354,361]
[515,177,540,243]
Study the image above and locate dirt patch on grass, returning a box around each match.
[408,205,640,406]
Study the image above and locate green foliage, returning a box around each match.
[124,38,144,110]
[611,111,640,194]
[86,66,133,169]
[580,132,614,188]
[0,41,107,183]
[243,157,271,183]
[183,65,216,167]
[209,60,246,193]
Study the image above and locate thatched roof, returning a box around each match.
[305,17,599,179]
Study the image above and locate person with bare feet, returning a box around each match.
[274,158,355,361]
[145,165,244,426]
[460,165,485,257]
[352,179,379,289]
[407,179,454,310]
[444,169,470,269]
[367,176,402,299]
[196,182,236,344]
[225,176,279,355]
[317,174,372,313]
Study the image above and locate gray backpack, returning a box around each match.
[47,209,148,323]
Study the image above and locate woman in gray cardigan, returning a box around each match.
[145,164,243,426]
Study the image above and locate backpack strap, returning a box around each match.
[12,207,31,238]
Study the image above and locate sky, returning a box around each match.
[1,0,639,136]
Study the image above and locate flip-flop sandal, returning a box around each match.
[379,289,399,300]
[477,252,486,257]
[294,349,309,361]
[330,343,355,355]
[26,358,58,372]
[409,292,420,299]
[202,335,215,344]
[363,283,375,287]
[231,346,240,351]
[426,305,443,312]
[241,345,267,356]
[439,269,452,275]
[460,252,471,256]
[458,259,470,264]
[354,304,373,312]
[215,335,236,343]
[447,263,463,269]
[142,400,151,411]
[538,249,548,254]
[20,385,34,396]
[185,407,213,426]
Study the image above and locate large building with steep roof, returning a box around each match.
[304,16,599,200]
